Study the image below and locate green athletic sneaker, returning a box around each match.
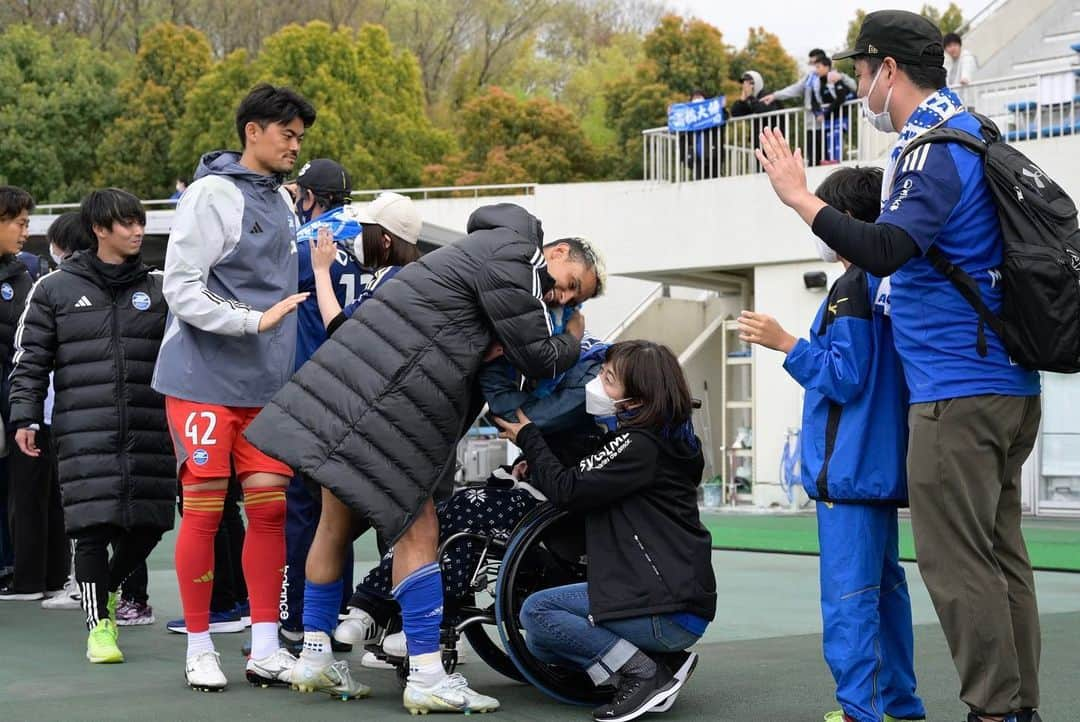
[87,619,124,663]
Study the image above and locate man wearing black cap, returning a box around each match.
[753,10,1042,722]
[279,157,368,654]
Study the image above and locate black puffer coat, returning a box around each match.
[0,255,35,423]
[8,252,175,534]
[246,204,581,544]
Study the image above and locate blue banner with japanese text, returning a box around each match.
[667,96,726,132]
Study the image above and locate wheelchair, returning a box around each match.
[364,501,612,706]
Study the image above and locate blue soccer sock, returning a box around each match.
[302,577,343,636]
[391,562,443,657]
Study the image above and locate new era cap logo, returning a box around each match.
[868,43,878,54]
[250,222,263,234]
[75,296,92,308]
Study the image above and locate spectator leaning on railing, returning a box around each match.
[944,32,977,88]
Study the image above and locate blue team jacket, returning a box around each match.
[783,266,909,504]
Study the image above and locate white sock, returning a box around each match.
[408,651,447,688]
[250,622,279,660]
[302,630,334,663]
[186,631,214,659]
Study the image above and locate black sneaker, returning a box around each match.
[650,651,698,712]
[0,583,44,601]
[593,664,681,722]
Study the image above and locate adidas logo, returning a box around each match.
[250,222,264,234]
[193,570,214,583]
[75,296,92,308]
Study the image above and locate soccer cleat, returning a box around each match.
[86,619,124,663]
[116,599,155,626]
[292,655,371,700]
[382,630,408,658]
[186,650,228,692]
[824,713,856,722]
[236,600,251,627]
[167,608,246,634]
[403,673,500,715]
[334,606,379,646]
[649,651,697,713]
[246,647,298,688]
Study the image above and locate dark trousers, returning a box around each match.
[121,561,149,605]
[907,394,1042,715]
[7,427,69,593]
[74,524,162,630]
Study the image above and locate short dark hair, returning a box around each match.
[0,186,35,222]
[80,188,146,247]
[814,166,884,223]
[235,83,317,149]
[605,340,693,435]
[543,237,606,297]
[303,187,350,213]
[943,32,962,47]
[809,48,826,61]
[815,55,833,69]
[865,53,946,91]
[361,223,421,269]
[47,211,93,256]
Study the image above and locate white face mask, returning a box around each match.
[585,376,627,418]
[815,236,838,263]
[350,237,365,266]
[861,64,895,133]
[49,245,65,266]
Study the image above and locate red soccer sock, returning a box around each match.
[242,487,287,625]
[175,489,226,634]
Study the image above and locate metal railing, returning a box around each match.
[643,100,865,182]
[643,70,1080,183]
[956,71,1079,142]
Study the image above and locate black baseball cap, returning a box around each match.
[833,10,945,66]
[293,158,352,195]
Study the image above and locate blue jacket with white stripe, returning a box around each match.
[783,265,910,504]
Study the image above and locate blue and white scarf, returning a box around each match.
[882,87,965,206]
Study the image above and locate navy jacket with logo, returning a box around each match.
[783,265,909,504]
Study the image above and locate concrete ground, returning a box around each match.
[1,527,1078,722]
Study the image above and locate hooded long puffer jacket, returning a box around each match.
[245,204,581,543]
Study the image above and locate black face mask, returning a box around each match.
[296,192,314,224]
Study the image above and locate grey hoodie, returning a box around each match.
[152,150,299,408]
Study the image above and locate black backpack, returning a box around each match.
[898,112,1080,373]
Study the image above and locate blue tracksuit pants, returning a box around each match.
[817,502,926,722]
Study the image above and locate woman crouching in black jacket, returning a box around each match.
[495,340,716,722]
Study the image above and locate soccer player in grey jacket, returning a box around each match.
[151,84,315,692]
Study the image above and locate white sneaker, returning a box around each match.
[360,651,396,670]
[185,650,228,692]
[246,647,297,688]
[334,607,379,646]
[41,580,81,610]
[292,654,371,700]
[382,631,408,657]
[403,673,500,715]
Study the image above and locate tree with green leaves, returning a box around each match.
[845,4,964,53]
[96,23,214,198]
[0,24,124,203]
[171,21,450,190]
[423,86,601,185]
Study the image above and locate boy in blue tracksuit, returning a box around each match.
[739,166,925,722]
[281,158,367,644]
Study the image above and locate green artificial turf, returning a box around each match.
[702,512,1080,572]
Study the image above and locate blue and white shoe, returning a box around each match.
[167,608,246,634]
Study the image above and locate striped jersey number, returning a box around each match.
[338,274,357,306]
[184,411,218,446]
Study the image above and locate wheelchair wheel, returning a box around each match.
[494,504,612,706]
[462,622,525,683]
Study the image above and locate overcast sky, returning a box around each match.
[674,0,991,64]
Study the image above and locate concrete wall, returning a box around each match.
[751,260,842,507]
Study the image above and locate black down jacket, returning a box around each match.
[246,204,581,544]
[8,252,175,534]
[0,255,35,422]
